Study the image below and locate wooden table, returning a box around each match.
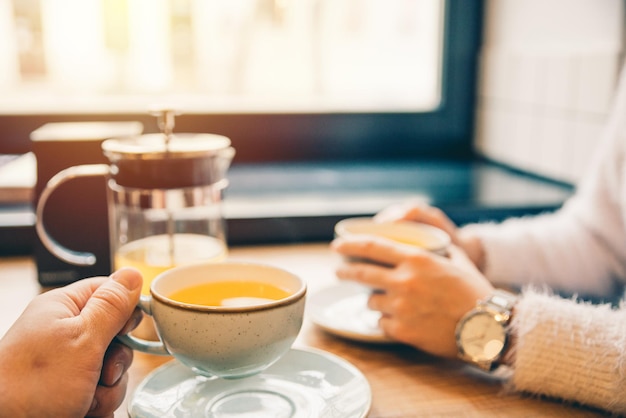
[0,243,606,417]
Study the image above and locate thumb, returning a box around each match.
[80,268,143,346]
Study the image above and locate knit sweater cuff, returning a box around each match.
[510,289,626,413]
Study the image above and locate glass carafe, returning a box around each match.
[103,132,235,296]
[36,110,235,337]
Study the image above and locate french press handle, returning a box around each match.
[35,164,110,266]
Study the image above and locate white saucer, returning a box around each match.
[309,282,395,344]
[128,347,371,418]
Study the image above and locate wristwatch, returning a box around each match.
[455,289,518,371]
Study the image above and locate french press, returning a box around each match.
[36,109,236,296]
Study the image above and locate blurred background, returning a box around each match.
[0,0,622,255]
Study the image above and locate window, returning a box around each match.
[3,0,443,113]
[0,0,483,162]
[2,1,573,252]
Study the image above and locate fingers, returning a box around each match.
[367,291,391,316]
[368,294,411,346]
[336,261,390,290]
[331,235,424,267]
[87,340,134,417]
[374,202,458,244]
[373,199,428,223]
[332,236,438,291]
[86,372,128,418]
[100,341,134,387]
[80,268,143,347]
[118,307,144,336]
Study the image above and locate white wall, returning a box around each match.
[475,0,624,183]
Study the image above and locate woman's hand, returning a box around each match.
[374,201,486,271]
[332,236,493,358]
[0,268,143,418]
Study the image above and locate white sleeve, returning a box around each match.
[509,288,626,414]
[464,186,626,297]
[462,64,626,298]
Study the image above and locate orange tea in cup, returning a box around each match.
[168,280,291,307]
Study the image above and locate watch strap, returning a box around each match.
[479,289,517,321]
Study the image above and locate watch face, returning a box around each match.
[459,311,505,362]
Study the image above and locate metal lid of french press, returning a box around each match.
[101,109,235,189]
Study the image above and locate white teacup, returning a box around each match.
[335,217,450,257]
[118,262,306,379]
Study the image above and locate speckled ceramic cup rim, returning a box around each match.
[150,261,307,313]
[334,216,450,254]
